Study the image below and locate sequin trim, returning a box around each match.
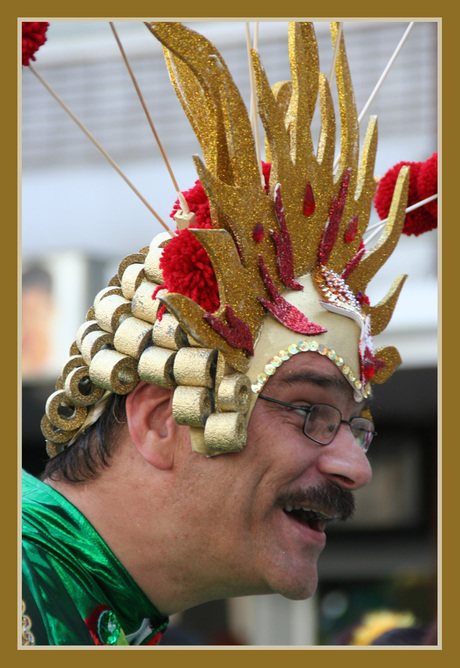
[250,340,370,399]
[22,600,35,646]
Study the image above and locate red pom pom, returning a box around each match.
[417,152,437,218]
[374,155,437,236]
[22,22,49,67]
[159,229,220,313]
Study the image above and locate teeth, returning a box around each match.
[283,505,333,521]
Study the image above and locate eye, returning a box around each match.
[290,404,311,416]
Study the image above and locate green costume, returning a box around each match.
[22,471,169,646]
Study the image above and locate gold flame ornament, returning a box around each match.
[43,22,409,458]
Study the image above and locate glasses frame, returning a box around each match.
[258,394,377,452]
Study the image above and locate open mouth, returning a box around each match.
[282,505,337,533]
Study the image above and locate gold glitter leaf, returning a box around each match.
[372,346,403,384]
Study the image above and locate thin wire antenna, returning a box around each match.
[245,22,264,187]
[328,22,343,88]
[358,22,414,125]
[28,63,174,236]
[334,21,415,171]
[109,22,190,215]
[364,194,438,245]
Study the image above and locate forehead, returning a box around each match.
[262,351,355,401]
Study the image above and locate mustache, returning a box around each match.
[277,480,355,521]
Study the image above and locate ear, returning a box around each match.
[125,381,181,471]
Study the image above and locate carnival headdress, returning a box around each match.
[34,22,434,457]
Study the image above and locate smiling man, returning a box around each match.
[22,21,411,646]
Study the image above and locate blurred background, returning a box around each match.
[21,20,438,645]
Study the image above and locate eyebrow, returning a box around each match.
[278,370,349,392]
[277,370,371,410]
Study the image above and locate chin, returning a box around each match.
[268,565,319,601]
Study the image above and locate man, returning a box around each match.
[23,348,371,644]
[22,21,416,646]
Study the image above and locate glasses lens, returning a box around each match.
[304,404,341,445]
[350,417,375,452]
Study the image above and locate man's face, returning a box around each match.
[178,351,372,602]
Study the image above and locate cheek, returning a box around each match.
[246,405,316,481]
[248,402,303,452]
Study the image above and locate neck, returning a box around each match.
[44,447,249,616]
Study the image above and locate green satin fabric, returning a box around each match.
[22,470,168,646]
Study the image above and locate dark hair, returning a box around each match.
[42,394,128,483]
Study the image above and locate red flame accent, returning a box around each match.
[341,242,366,282]
[258,257,327,335]
[319,169,351,265]
[204,305,254,356]
[303,182,315,217]
[344,215,358,243]
[271,184,302,290]
[253,222,265,243]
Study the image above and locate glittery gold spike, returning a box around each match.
[331,22,359,188]
[367,274,407,336]
[148,22,261,197]
[148,22,231,183]
[347,166,410,294]
[251,49,292,181]
[328,116,379,273]
[287,22,320,168]
[265,81,292,163]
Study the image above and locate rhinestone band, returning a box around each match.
[250,340,370,398]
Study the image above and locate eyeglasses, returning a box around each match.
[258,395,377,452]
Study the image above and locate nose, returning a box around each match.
[316,423,372,490]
